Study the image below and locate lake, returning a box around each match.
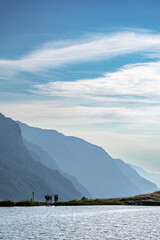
[0,205,160,239]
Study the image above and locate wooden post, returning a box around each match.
[32,192,34,202]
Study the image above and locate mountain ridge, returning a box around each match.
[0,113,82,201]
[23,138,92,198]
[18,120,158,198]
[128,163,160,188]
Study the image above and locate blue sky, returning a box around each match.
[1,0,160,172]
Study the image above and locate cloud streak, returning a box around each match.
[1,30,160,77]
[1,101,160,127]
[32,60,160,103]
[29,59,160,129]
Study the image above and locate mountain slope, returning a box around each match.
[115,159,158,194]
[18,121,158,198]
[129,163,160,188]
[24,138,92,198]
[0,113,82,201]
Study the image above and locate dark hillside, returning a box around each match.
[0,113,82,201]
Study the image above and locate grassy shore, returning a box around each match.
[1,191,160,207]
[0,200,47,207]
[55,191,160,206]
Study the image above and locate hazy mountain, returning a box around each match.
[23,139,60,171]
[0,113,82,201]
[115,159,158,193]
[24,138,92,198]
[18,121,158,198]
[129,163,160,188]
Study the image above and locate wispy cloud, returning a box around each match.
[1,30,160,78]
[28,59,160,130]
[32,60,160,103]
[1,100,160,127]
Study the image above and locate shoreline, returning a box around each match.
[1,191,160,207]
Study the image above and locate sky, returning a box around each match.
[1,0,160,172]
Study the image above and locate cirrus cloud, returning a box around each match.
[1,30,160,78]
[31,60,160,104]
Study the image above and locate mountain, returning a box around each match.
[0,113,82,201]
[23,138,60,171]
[114,159,158,193]
[23,138,92,198]
[18,121,158,198]
[128,163,160,188]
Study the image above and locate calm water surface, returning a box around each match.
[0,205,160,239]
